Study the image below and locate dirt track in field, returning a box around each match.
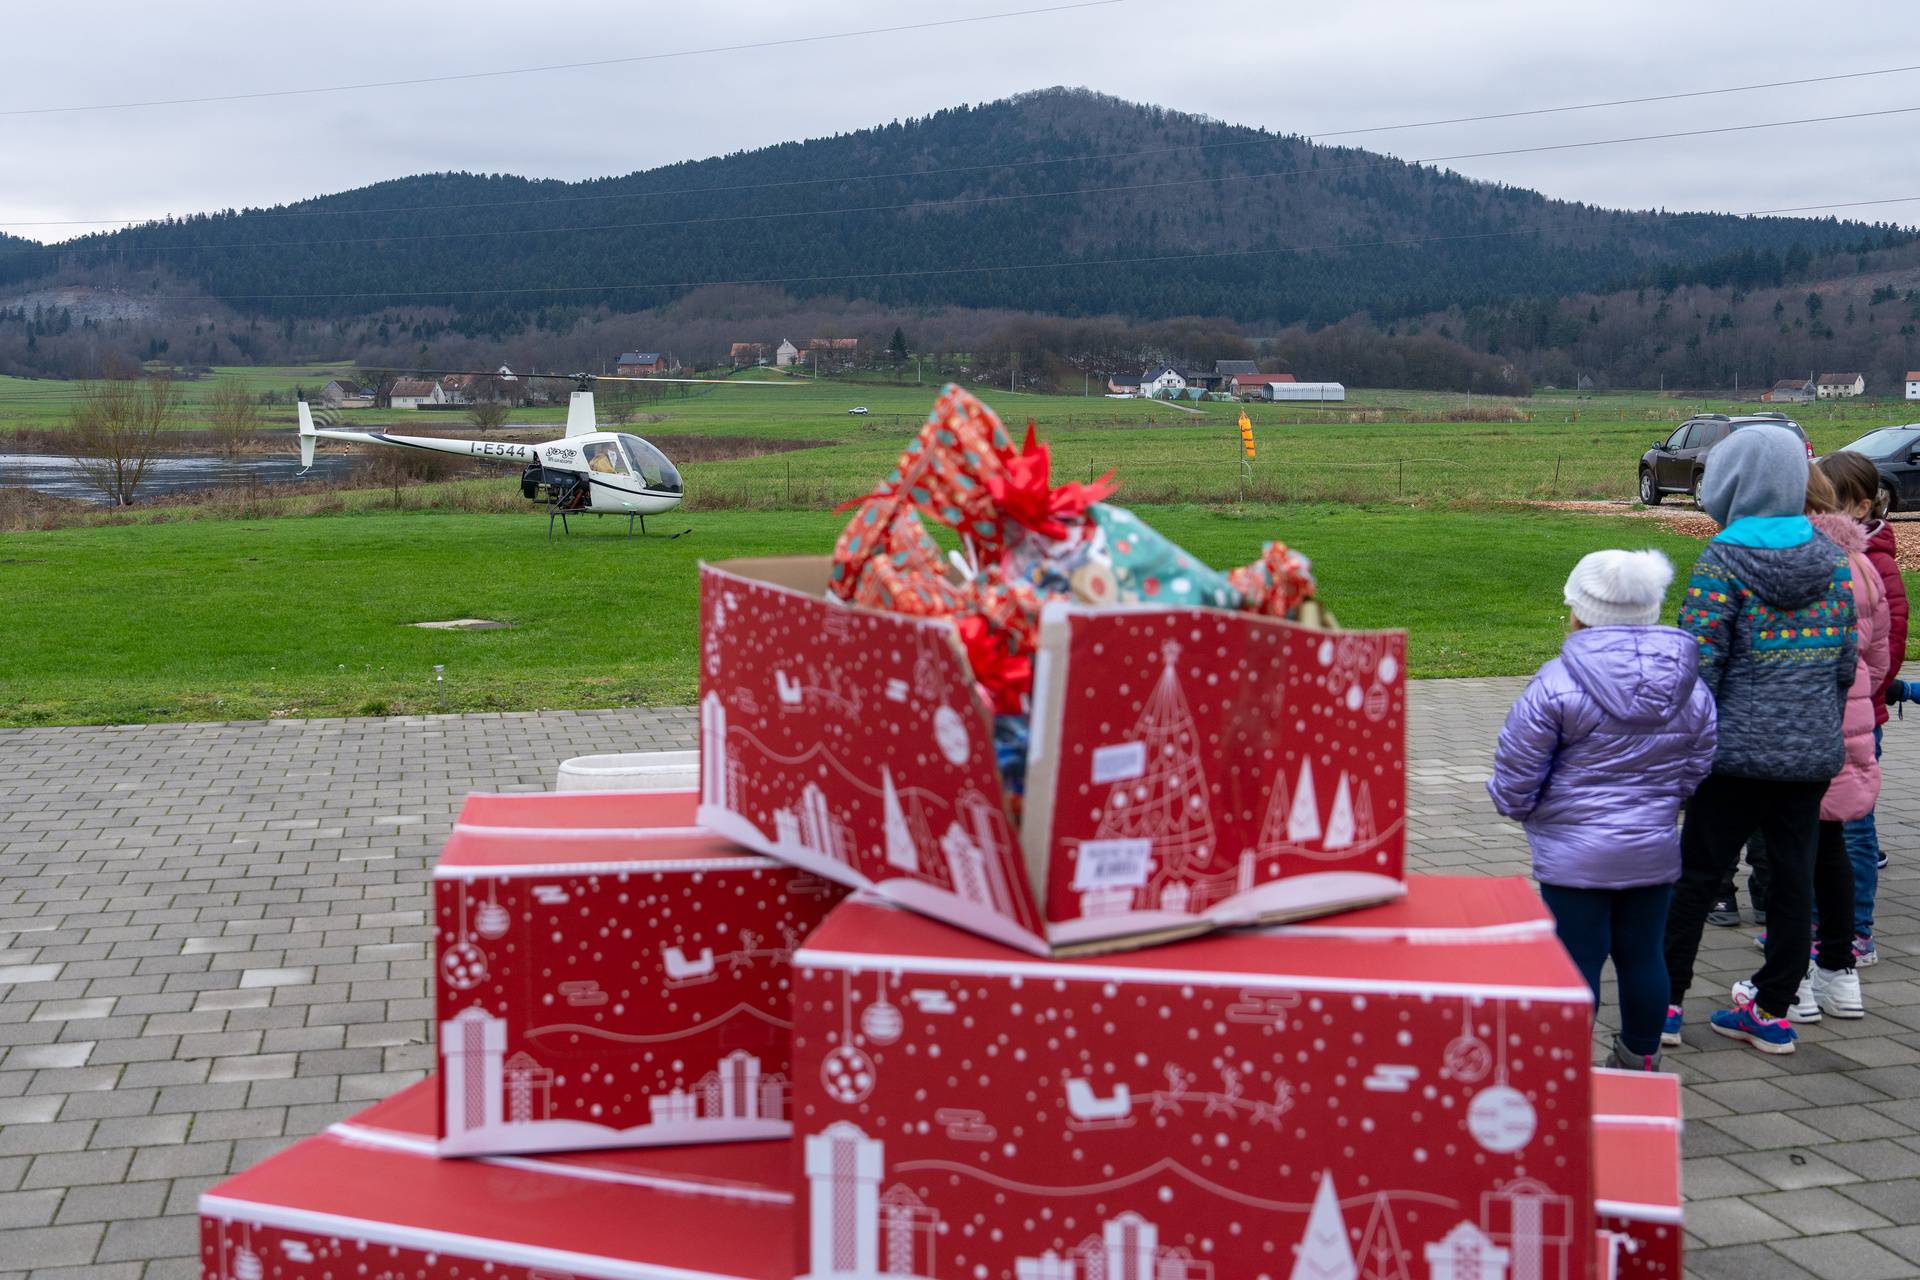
[1530,500,1920,572]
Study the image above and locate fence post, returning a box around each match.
[1398,459,1404,498]
[1553,455,1561,490]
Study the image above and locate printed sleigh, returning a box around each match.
[697,557,1409,956]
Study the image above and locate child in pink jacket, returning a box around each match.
[1771,461,1891,1024]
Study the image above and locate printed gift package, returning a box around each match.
[697,557,1407,956]
[1592,1068,1683,1280]
[201,1077,792,1280]
[788,877,1597,1280]
[433,788,844,1155]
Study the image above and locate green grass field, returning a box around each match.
[0,503,1718,726]
[5,369,1918,509]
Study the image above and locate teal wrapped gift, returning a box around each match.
[1088,503,1243,608]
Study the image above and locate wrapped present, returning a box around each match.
[202,1078,792,1280]
[1230,539,1319,618]
[829,497,965,617]
[433,788,844,1155]
[790,877,1597,1279]
[1089,502,1243,608]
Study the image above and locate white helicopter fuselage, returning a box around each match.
[297,392,684,515]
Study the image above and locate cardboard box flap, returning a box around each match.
[337,1079,790,1200]
[458,789,701,831]
[1592,1066,1683,1123]
[799,889,1591,1000]
[1594,1123,1681,1219]
[1264,874,1552,940]
[437,824,760,874]
[203,1130,791,1278]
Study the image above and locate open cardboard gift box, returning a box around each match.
[433,787,844,1156]
[1592,1068,1683,1280]
[697,556,1409,956]
[201,1077,791,1280]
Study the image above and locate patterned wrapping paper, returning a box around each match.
[1229,539,1319,618]
[829,497,965,616]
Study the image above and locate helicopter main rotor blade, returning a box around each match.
[341,367,795,386]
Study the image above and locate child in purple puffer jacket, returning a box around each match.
[1488,549,1718,1070]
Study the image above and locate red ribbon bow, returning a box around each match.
[955,614,1034,716]
[986,421,1118,541]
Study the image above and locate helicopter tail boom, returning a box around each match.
[297,401,316,470]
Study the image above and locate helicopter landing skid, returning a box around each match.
[547,508,647,541]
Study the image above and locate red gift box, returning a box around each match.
[1592,1068,1683,1280]
[201,1078,791,1280]
[435,788,844,1155]
[698,558,1408,956]
[790,875,1595,1280]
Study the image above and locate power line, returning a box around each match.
[94,193,1920,306]
[0,1,1120,118]
[13,103,1920,261]
[7,60,1920,230]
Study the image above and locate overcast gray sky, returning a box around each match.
[6,0,1920,239]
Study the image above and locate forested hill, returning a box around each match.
[6,88,1903,326]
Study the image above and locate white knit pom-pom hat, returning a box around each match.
[1563,549,1674,627]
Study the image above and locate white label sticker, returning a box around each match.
[1091,741,1147,784]
[1073,838,1154,890]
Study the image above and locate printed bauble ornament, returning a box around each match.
[440,941,488,990]
[1466,1083,1536,1154]
[861,998,903,1045]
[474,901,511,939]
[821,1044,875,1104]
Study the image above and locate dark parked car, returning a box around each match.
[1836,424,1920,511]
[1638,413,1813,505]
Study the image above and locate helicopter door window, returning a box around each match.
[585,442,630,477]
[619,435,684,492]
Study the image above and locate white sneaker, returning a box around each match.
[1787,967,1823,1023]
[1812,965,1865,1019]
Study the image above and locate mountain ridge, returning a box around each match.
[4,87,1908,328]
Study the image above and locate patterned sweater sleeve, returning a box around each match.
[1677,548,1738,699]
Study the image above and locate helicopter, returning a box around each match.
[296,370,792,537]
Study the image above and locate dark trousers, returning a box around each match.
[1540,882,1673,1057]
[1814,821,1859,973]
[1666,773,1827,1017]
[1714,834,1770,912]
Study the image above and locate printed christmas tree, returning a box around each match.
[1093,641,1217,874]
[1292,1172,1359,1280]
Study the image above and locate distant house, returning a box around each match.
[730,342,769,366]
[617,351,670,376]
[1214,359,1260,378]
[1907,371,1920,401]
[1142,365,1189,397]
[1763,376,1814,404]
[320,378,370,409]
[775,339,801,367]
[389,378,447,409]
[1107,372,1142,395]
[1816,372,1865,399]
[1230,372,1295,398]
[802,337,860,370]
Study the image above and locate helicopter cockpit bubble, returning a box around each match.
[620,435,683,493]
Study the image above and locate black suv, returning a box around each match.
[1638,413,1813,505]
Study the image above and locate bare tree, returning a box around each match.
[207,380,261,457]
[67,373,178,505]
[467,398,512,431]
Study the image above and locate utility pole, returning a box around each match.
[915,353,921,385]
[1010,354,1016,395]
[1084,370,1089,397]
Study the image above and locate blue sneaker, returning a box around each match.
[1661,1005,1684,1047]
[1710,992,1797,1054]
[1856,935,1879,967]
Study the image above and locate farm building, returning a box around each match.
[775,339,801,367]
[730,342,769,365]
[617,351,671,376]
[1230,372,1295,398]
[1763,377,1814,404]
[1106,372,1142,395]
[388,378,448,409]
[1213,359,1260,378]
[319,379,370,408]
[1816,372,1865,399]
[1906,371,1920,400]
[1263,381,1346,402]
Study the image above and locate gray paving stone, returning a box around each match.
[1772,1233,1920,1280]
[1686,1242,1822,1280]
[1749,1187,1895,1233]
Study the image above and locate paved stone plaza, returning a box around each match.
[1,682,1918,1279]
